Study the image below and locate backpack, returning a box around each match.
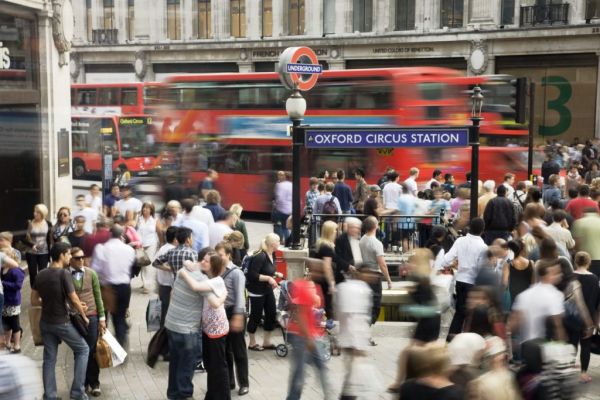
[322,195,338,215]
[241,251,260,277]
[512,191,524,222]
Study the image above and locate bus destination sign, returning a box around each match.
[304,127,469,149]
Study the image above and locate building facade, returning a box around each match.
[0,0,73,232]
[71,0,600,142]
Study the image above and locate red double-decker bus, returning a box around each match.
[71,82,162,116]
[157,68,530,212]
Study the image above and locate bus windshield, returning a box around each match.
[118,117,156,158]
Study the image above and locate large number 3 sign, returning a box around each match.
[539,76,572,137]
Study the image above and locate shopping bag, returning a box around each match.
[146,298,162,332]
[102,330,127,367]
[95,335,112,368]
[29,306,43,346]
[146,326,169,368]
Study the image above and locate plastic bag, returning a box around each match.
[96,335,112,368]
[146,298,162,332]
[102,330,127,367]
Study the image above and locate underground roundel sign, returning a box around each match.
[278,47,322,91]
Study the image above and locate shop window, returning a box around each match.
[262,0,273,37]
[353,0,373,32]
[86,0,93,41]
[103,0,114,30]
[127,0,135,41]
[323,0,335,35]
[167,0,181,40]
[441,0,463,28]
[288,0,305,35]
[501,0,515,25]
[198,0,212,39]
[231,0,246,37]
[587,0,600,20]
[395,0,415,31]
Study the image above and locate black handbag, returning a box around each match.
[62,269,89,337]
[590,331,600,355]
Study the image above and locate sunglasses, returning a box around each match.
[72,256,85,260]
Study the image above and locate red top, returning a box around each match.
[82,228,111,257]
[288,279,323,339]
[566,197,599,220]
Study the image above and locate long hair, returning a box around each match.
[259,233,280,253]
[316,220,337,250]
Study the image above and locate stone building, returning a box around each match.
[1,0,73,231]
[71,0,600,142]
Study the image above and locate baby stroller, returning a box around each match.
[275,280,337,359]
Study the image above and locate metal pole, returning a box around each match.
[469,117,481,221]
[527,81,536,182]
[291,120,302,249]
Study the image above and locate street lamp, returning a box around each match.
[469,85,484,221]
[286,88,306,249]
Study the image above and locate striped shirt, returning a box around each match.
[152,244,197,275]
[164,269,208,334]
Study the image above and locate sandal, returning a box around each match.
[262,344,277,350]
[248,344,264,351]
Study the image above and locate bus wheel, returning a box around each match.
[73,159,86,179]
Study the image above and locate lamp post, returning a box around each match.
[469,86,484,221]
[286,88,306,250]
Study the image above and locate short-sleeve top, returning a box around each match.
[33,268,74,324]
[359,234,384,272]
[202,277,229,338]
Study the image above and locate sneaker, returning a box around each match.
[91,386,102,397]
[194,361,206,373]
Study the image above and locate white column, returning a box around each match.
[246,0,261,39]
[71,0,86,44]
[182,0,193,40]
[336,0,352,33]
[422,0,441,31]
[305,0,322,36]
[374,0,393,34]
[214,0,230,39]
[272,0,284,37]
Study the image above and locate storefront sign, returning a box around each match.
[372,46,435,54]
[305,127,469,148]
[0,42,10,69]
[278,47,321,91]
[253,48,328,58]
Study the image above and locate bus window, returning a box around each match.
[354,84,392,109]
[118,117,155,158]
[98,88,119,105]
[121,88,138,106]
[77,89,97,106]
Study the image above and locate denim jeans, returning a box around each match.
[286,333,330,400]
[84,316,100,388]
[40,320,89,400]
[272,210,290,243]
[166,329,200,400]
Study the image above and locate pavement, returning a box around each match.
[12,221,600,399]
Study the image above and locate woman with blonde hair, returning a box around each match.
[223,231,245,266]
[246,233,283,351]
[229,203,249,257]
[311,220,337,322]
[24,203,53,287]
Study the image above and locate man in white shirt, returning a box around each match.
[443,217,488,340]
[510,260,566,343]
[546,210,576,254]
[90,225,135,346]
[382,171,402,210]
[115,185,143,222]
[209,211,234,247]
[425,169,443,190]
[84,184,103,215]
[190,202,215,226]
[403,167,419,196]
[179,199,209,252]
[74,194,97,235]
[502,173,516,199]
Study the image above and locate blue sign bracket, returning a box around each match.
[303,126,470,149]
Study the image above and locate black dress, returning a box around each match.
[411,280,441,342]
[399,379,464,400]
[509,260,533,306]
[576,272,600,320]
[313,243,335,320]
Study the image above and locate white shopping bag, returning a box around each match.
[102,330,128,367]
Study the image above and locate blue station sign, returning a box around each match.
[304,127,469,149]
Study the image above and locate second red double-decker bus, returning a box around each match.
[71,82,162,116]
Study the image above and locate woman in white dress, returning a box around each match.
[137,201,160,293]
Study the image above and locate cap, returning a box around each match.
[370,185,381,192]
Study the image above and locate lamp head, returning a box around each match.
[286,90,306,120]
[471,85,484,118]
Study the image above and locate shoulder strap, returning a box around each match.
[222,266,235,280]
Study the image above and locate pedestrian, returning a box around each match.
[311,220,338,323]
[30,242,89,400]
[163,200,184,229]
[205,190,227,222]
[52,206,73,244]
[115,184,143,223]
[566,162,583,193]
[24,203,53,287]
[85,184,103,215]
[332,169,354,213]
[501,173,516,199]
[152,227,198,285]
[74,194,98,234]
[68,215,89,249]
[444,217,488,341]
[501,240,534,311]
[363,185,385,218]
[69,247,106,397]
[442,173,456,197]
[573,208,600,278]
[273,171,293,243]
[286,275,332,400]
[566,184,599,220]
[137,201,160,293]
[163,248,218,399]
[477,180,496,217]
[91,225,135,346]
[153,226,178,328]
[247,233,282,351]
[81,217,111,259]
[189,196,215,227]
[541,151,560,190]
[223,231,245,266]
[179,254,230,400]
[229,203,249,257]
[313,182,342,216]
[353,168,369,214]
[1,250,22,353]
[403,167,419,196]
[199,168,219,199]
[584,161,600,184]
[334,217,363,284]
[545,210,576,255]
[359,216,393,346]
[425,169,443,190]
[542,174,562,208]
[304,177,320,213]
[482,184,516,245]
[179,198,210,252]
[215,242,249,396]
[209,211,234,248]
[447,333,486,387]
[382,171,402,210]
[103,183,120,218]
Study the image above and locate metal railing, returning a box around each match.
[92,29,119,45]
[520,4,569,27]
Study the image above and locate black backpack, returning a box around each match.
[322,195,338,215]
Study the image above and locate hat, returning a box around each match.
[370,185,381,192]
[448,333,486,366]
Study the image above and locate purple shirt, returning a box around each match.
[274,180,293,215]
[2,267,25,306]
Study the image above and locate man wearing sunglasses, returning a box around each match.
[70,247,106,397]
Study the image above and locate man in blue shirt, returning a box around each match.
[332,169,354,214]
